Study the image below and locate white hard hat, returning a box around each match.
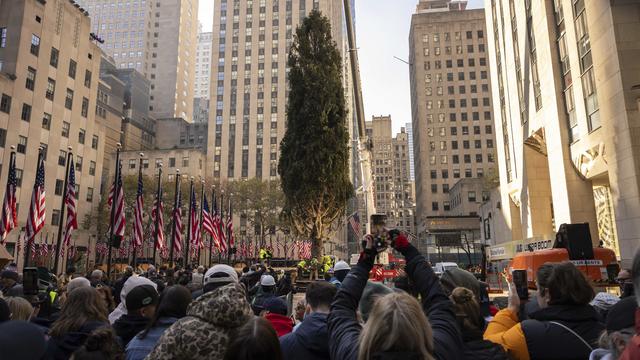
[260,275,276,286]
[334,261,351,272]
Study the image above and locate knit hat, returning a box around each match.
[0,321,46,360]
[125,284,159,312]
[263,297,288,315]
[606,296,637,332]
[261,275,276,286]
[0,270,18,282]
[67,277,91,293]
[204,264,239,285]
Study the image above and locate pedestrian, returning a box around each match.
[280,281,336,360]
[485,262,603,360]
[4,296,34,321]
[109,276,158,324]
[71,326,124,360]
[328,230,463,360]
[619,248,640,359]
[224,317,283,360]
[358,281,393,322]
[97,285,117,313]
[276,271,293,296]
[113,284,159,346]
[0,269,23,297]
[66,276,91,294]
[191,265,205,289]
[616,269,634,298]
[589,296,637,360]
[46,286,109,359]
[0,320,47,360]
[191,264,239,299]
[146,275,253,359]
[330,261,351,288]
[449,287,508,360]
[251,274,277,314]
[90,269,107,288]
[125,285,192,360]
[262,297,294,337]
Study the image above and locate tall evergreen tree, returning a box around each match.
[279,10,353,261]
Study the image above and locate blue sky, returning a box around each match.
[198,0,485,134]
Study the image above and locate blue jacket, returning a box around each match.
[280,312,330,360]
[125,317,178,360]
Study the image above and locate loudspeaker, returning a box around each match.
[553,223,594,260]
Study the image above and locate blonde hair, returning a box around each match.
[358,292,435,360]
[5,296,33,321]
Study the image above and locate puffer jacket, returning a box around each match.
[145,283,253,360]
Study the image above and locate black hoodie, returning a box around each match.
[280,312,330,360]
[113,313,151,346]
[45,321,107,360]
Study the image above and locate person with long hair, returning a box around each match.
[97,285,116,313]
[125,285,192,360]
[485,262,603,360]
[224,317,283,360]
[328,229,463,360]
[5,296,34,321]
[46,286,109,359]
[449,287,508,359]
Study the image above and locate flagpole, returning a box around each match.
[2,148,17,241]
[106,144,121,281]
[209,187,215,267]
[169,169,180,268]
[197,179,204,266]
[24,148,44,269]
[153,163,162,266]
[185,177,193,267]
[53,147,72,275]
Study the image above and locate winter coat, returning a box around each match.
[484,305,604,360]
[265,312,294,337]
[280,312,330,360]
[327,244,464,360]
[125,317,178,360]
[45,321,107,360]
[112,313,150,347]
[460,326,508,360]
[145,283,253,360]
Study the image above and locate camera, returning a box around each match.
[371,214,388,251]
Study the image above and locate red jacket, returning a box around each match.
[620,309,640,360]
[265,313,294,337]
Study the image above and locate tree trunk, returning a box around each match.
[311,224,323,280]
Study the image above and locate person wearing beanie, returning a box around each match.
[262,297,294,337]
[251,275,277,315]
[113,284,159,346]
[330,261,351,288]
[0,320,47,360]
[590,296,638,360]
[0,269,23,297]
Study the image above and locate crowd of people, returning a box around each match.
[0,229,638,360]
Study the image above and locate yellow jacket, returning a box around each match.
[484,308,530,360]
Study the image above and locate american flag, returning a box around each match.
[226,199,234,249]
[349,212,362,239]
[302,240,312,259]
[25,156,46,246]
[151,188,165,250]
[109,161,126,237]
[201,195,218,247]
[172,185,183,254]
[133,168,144,249]
[63,162,78,247]
[189,187,201,250]
[0,153,17,243]
[215,198,227,253]
[41,234,48,258]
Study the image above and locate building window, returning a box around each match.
[65,89,74,109]
[68,60,77,79]
[76,156,83,172]
[89,161,96,176]
[58,150,67,166]
[62,121,70,138]
[51,210,61,226]
[46,78,55,100]
[17,136,27,154]
[81,97,89,117]
[50,47,59,67]
[0,94,10,113]
[26,67,36,90]
[20,104,31,122]
[465,169,472,178]
[0,129,5,148]
[91,135,99,149]
[0,28,6,48]
[30,34,40,56]
[78,129,86,144]
[431,184,438,194]
[129,159,137,169]
[432,202,439,211]
[55,179,64,196]
[169,157,176,167]
[468,191,477,202]
[84,70,92,88]
[430,170,437,179]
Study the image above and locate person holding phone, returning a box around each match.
[484,262,604,360]
[327,228,464,360]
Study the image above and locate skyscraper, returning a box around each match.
[206,0,348,181]
[405,122,415,181]
[409,0,496,226]
[194,29,213,123]
[77,0,198,122]
[485,0,640,267]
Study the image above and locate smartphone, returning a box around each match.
[512,270,529,300]
[370,214,387,250]
[23,267,39,296]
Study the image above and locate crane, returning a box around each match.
[343,0,376,233]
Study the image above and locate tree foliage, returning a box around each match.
[278,10,353,259]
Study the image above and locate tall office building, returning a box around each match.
[367,116,416,236]
[0,0,106,270]
[194,29,213,123]
[485,0,640,267]
[77,0,198,122]
[207,0,348,181]
[405,122,415,180]
[409,0,496,233]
